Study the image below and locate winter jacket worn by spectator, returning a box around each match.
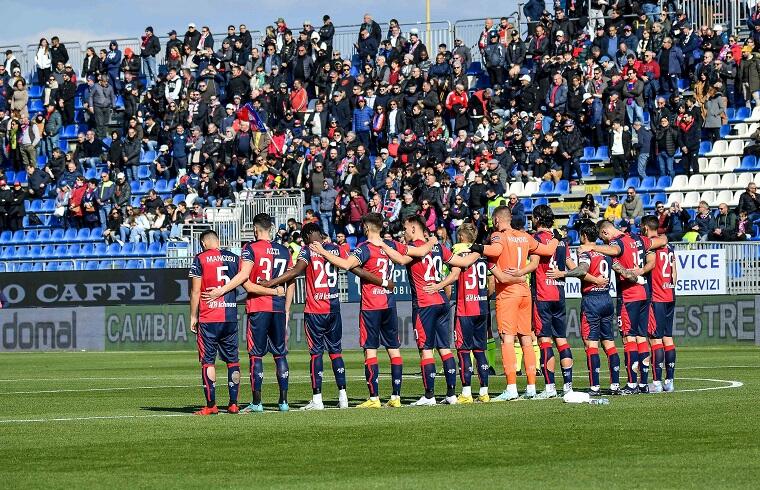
[703,93,727,129]
[654,123,680,155]
[88,82,115,108]
[622,195,644,220]
[739,53,760,95]
[319,178,338,214]
[738,189,760,216]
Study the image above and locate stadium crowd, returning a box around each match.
[3,3,760,247]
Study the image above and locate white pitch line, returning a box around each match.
[0,377,746,424]
[673,377,744,392]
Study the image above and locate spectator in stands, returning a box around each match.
[4,181,25,231]
[140,27,161,88]
[737,210,752,240]
[632,120,653,180]
[709,202,739,241]
[67,175,86,229]
[0,177,9,231]
[77,130,104,172]
[10,79,29,118]
[691,201,716,241]
[608,120,631,178]
[738,182,760,221]
[121,126,141,181]
[19,115,42,170]
[149,206,170,244]
[654,115,678,178]
[25,164,49,200]
[112,172,131,211]
[702,84,727,143]
[96,171,115,225]
[81,178,100,228]
[88,76,115,139]
[319,178,338,238]
[35,38,52,85]
[622,186,644,224]
[677,111,701,177]
[103,41,122,90]
[103,207,123,245]
[577,193,600,222]
[42,103,62,158]
[557,119,584,184]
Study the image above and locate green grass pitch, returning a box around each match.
[1,346,759,488]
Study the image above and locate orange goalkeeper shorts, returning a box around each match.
[495,295,532,336]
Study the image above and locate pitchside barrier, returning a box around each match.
[1,242,760,351]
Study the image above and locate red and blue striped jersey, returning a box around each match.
[531,230,570,302]
[648,244,675,303]
[351,240,400,311]
[397,239,453,308]
[577,250,613,295]
[298,243,345,314]
[610,233,651,301]
[455,253,490,316]
[189,248,240,323]
[241,240,290,313]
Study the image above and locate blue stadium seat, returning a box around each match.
[554,180,569,196]
[698,141,712,155]
[0,231,11,245]
[63,228,78,242]
[132,242,148,256]
[130,196,142,207]
[76,228,90,242]
[466,61,482,75]
[90,227,104,241]
[126,259,142,269]
[113,260,127,269]
[720,124,731,139]
[58,140,69,152]
[32,263,44,272]
[655,176,672,191]
[15,246,30,260]
[80,243,95,257]
[739,156,757,171]
[18,263,33,273]
[58,263,74,271]
[521,198,534,213]
[345,236,358,250]
[4,170,14,182]
[581,163,591,178]
[155,179,169,193]
[84,168,97,180]
[640,194,652,208]
[137,165,152,180]
[567,230,580,246]
[0,247,15,260]
[74,109,86,124]
[725,107,735,122]
[37,154,47,166]
[651,193,667,207]
[62,124,78,139]
[595,146,609,161]
[53,245,69,258]
[28,85,43,98]
[639,176,657,192]
[15,171,27,185]
[140,151,156,164]
[130,181,140,194]
[642,111,650,126]
[147,241,162,255]
[50,228,65,242]
[153,258,167,268]
[23,230,38,243]
[677,78,689,91]
[581,147,596,162]
[74,97,84,110]
[106,243,122,255]
[28,99,44,114]
[172,195,185,205]
[624,177,640,190]
[98,260,113,270]
[40,245,56,259]
[84,260,99,270]
[535,180,555,197]
[602,178,624,195]
[29,200,43,212]
[114,95,125,110]
[36,229,51,243]
[736,106,751,121]
[138,181,152,194]
[41,199,56,212]
[93,243,108,256]
[534,197,549,206]
[47,262,59,272]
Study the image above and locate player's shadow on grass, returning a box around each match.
[140,406,198,414]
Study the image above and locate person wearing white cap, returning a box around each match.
[184,23,201,51]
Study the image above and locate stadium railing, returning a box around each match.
[236,188,305,241]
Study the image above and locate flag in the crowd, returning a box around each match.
[238,103,268,133]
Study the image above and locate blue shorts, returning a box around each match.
[648,301,675,339]
[246,311,287,357]
[581,293,615,342]
[413,304,450,350]
[617,298,649,338]
[360,307,401,350]
[304,312,343,355]
[533,300,567,338]
[197,321,239,365]
[454,314,488,350]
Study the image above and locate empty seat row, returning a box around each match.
[0,258,168,273]
[697,156,741,173]
[704,139,747,157]
[666,190,742,208]
[0,241,167,260]
[667,173,759,192]
[0,227,104,245]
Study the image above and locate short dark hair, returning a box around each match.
[253,213,273,230]
[578,220,599,242]
[301,222,323,240]
[404,214,428,231]
[532,204,555,228]
[362,212,384,232]
[641,215,659,232]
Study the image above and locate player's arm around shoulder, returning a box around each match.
[379,239,414,265]
[311,241,360,270]
[189,276,201,334]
